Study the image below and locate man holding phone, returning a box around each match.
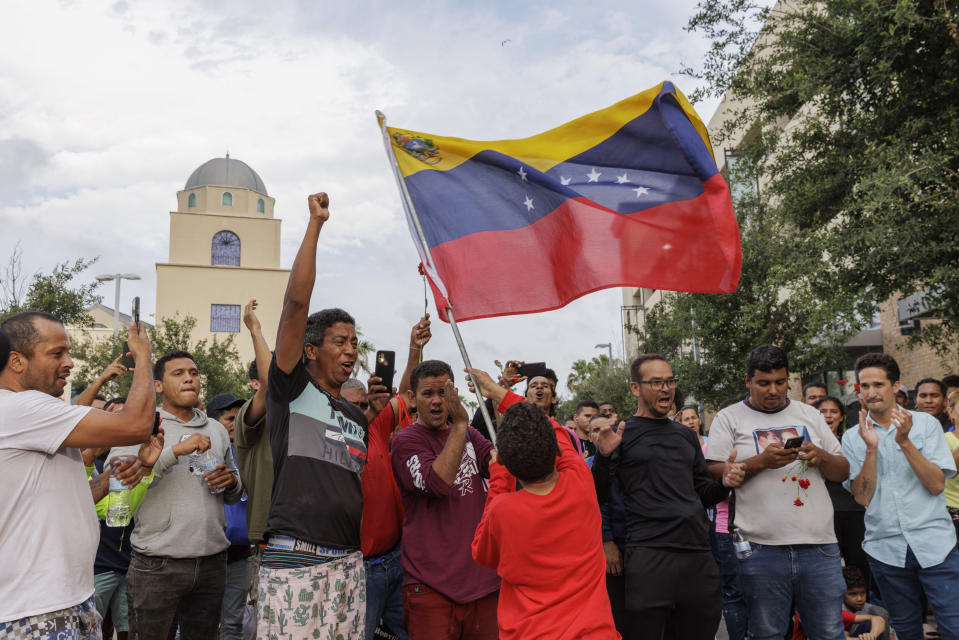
[0,313,156,638]
[706,345,850,640]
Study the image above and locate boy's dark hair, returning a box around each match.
[629,354,668,383]
[943,374,959,388]
[575,400,599,414]
[718,396,741,410]
[304,308,355,347]
[842,566,866,591]
[497,402,559,484]
[104,396,127,411]
[802,381,827,395]
[854,352,900,384]
[1,311,59,358]
[599,401,615,409]
[409,360,454,393]
[248,360,258,382]
[745,345,789,378]
[154,350,195,381]
[916,377,947,395]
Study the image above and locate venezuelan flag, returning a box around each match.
[386,81,741,322]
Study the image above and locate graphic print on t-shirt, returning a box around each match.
[287,386,367,473]
[752,425,809,454]
[453,442,480,496]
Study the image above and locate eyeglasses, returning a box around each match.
[636,378,678,389]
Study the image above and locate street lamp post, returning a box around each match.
[95,273,141,340]
[595,342,613,365]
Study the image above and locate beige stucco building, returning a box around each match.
[155,156,290,366]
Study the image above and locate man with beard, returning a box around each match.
[391,360,499,640]
[0,313,156,638]
[591,354,744,639]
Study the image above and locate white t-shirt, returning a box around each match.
[0,389,96,621]
[706,399,842,545]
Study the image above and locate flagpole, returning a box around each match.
[375,110,499,446]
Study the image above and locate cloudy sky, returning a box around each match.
[1,0,731,399]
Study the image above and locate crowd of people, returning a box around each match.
[2,191,959,640]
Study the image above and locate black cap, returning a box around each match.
[207,392,244,415]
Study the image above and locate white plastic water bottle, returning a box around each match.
[732,527,753,560]
[196,450,225,494]
[106,475,132,527]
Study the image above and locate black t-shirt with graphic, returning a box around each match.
[266,356,368,549]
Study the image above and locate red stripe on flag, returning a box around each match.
[429,174,740,322]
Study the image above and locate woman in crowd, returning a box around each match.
[942,391,959,538]
[814,396,870,589]
[676,405,706,446]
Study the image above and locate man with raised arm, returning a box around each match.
[256,192,368,639]
[0,312,155,638]
[843,352,959,639]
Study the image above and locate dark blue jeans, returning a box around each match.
[364,544,407,640]
[710,531,748,640]
[868,547,959,640]
[738,543,845,640]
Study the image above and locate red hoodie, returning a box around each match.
[471,392,620,639]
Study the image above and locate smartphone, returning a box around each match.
[784,435,805,449]
[132,296,140,333]
[518,361,547,380]
[374,350,396,395]
[152,411,161,436]
[118,341,135,369]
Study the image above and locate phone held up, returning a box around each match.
[118,297,141,370]
[517,361,547,381]
[374,351,396,396]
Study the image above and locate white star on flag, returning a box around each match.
[586,167,602,182]
[560,176,571,186]
[523,195,534,211]
[633,186,650,197]
[616,173,630,184]
[517,166,528,182]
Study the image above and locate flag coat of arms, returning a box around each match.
[385,81,742,322]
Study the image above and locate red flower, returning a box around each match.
[418,262,426,275]
[799,478,811,490]
[794,498,804,507]
[781,477,787,482]
[837,379,847,386]
[854,383,861,393]
[791,476,797,481]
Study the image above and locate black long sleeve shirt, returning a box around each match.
[592,416,729,552]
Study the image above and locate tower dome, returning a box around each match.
[185,154,268,196]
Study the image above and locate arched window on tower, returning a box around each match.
[211,230,241,266]
[188,193,196,208]
[221,191,233,206]
[257,198,265,213]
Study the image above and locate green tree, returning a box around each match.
[557,357,634,421]
[72,314,248,400]
[680,0,959,356]
[635,164,865,408]
[0,246,102,325]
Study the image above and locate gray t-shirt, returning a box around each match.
[706,399,842,545]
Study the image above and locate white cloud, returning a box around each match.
[1,0,728,402]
